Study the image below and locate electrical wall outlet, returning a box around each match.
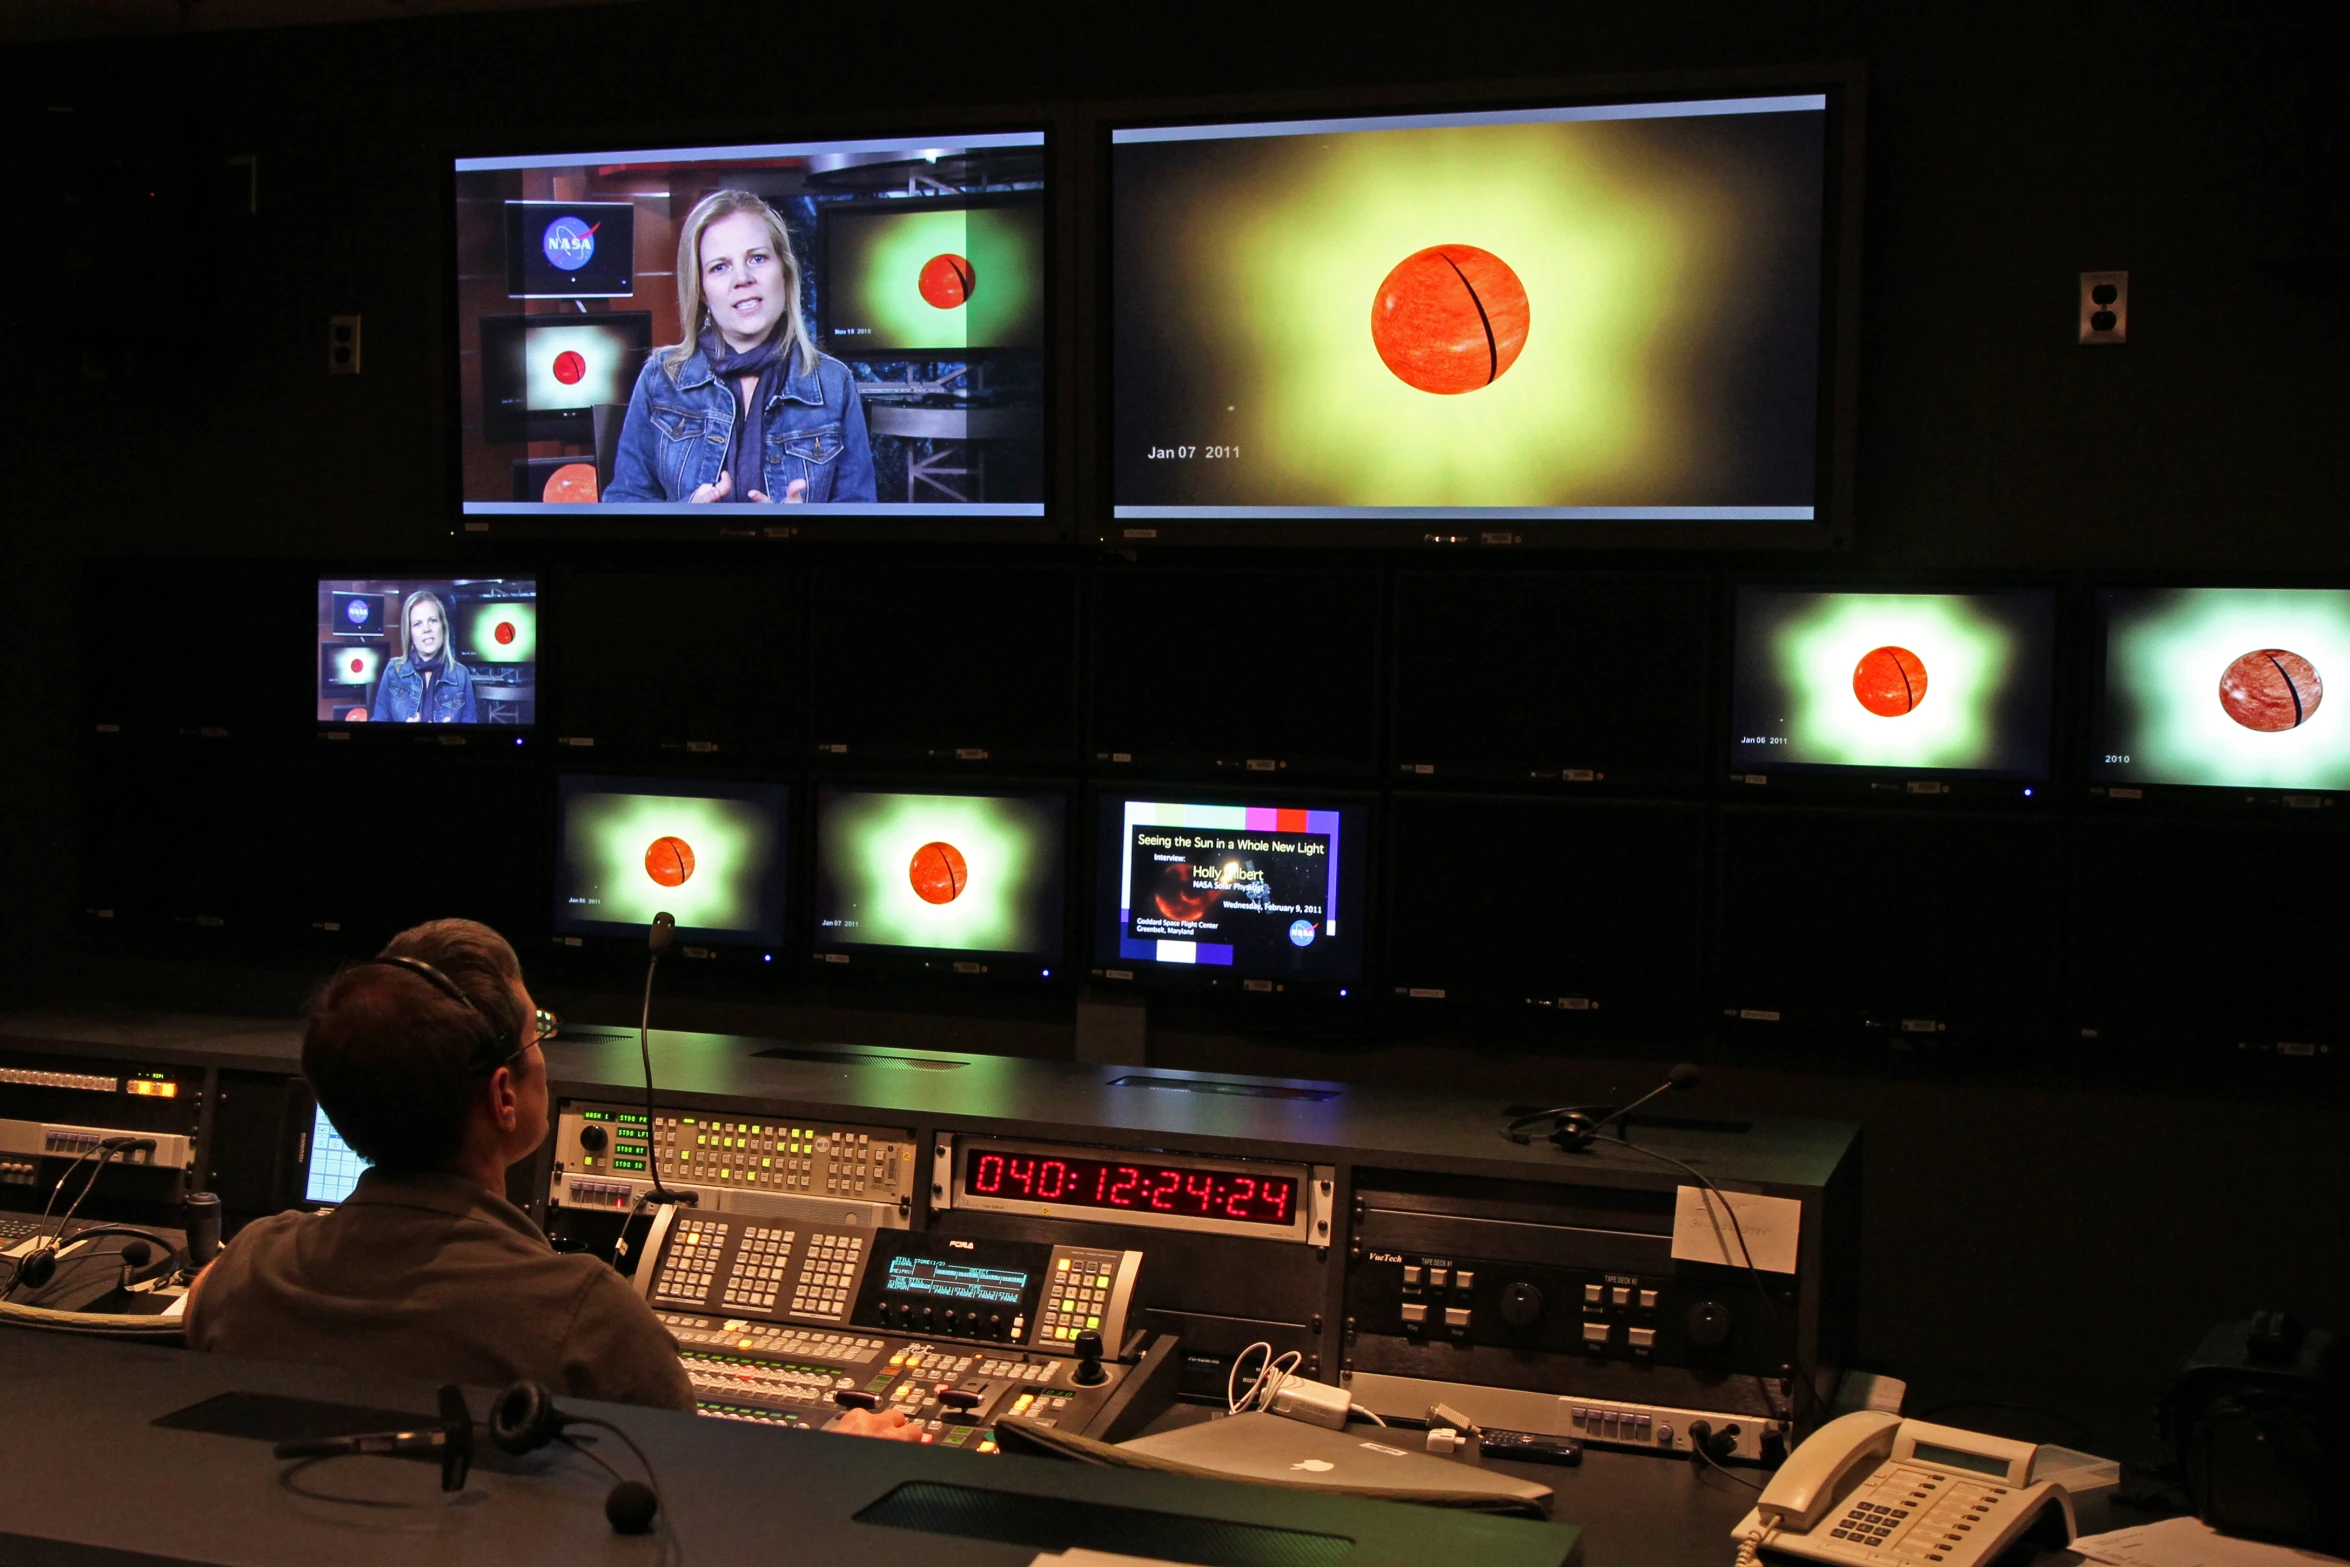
[327,315,362,374]
[2079,271,2127,345]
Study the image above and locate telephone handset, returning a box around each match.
[1731,1412,2077,1567]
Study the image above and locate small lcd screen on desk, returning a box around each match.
[964,1146,1298,1226]
[1910,1442,2011,1478]
[882,1257,1028,1307]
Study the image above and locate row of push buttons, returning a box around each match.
[1580,1321,1658,1349]
[1829,1466,2013,1563]
[792,1232,863,1319]
[657,1312,885,1364]
[1400,1303,1472,1328]
[1042,1255,1113,1343]
[722,1226,794,1312]
[1583,1284,1660,1310]
[1568,1405,1664,1443]
[1401,1265,1475,1290]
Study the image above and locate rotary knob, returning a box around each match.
[1686,1299,1733,1349]
[1500,1282,1545,1327]
[578,1124,609,1154]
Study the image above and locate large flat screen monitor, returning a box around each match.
[1108,85,1853,543]
[1729,587,2056,784]
[315,577,537,728]
[812,786,1065,968]
[1093,795,1366,990]
[553,776,789,948]
[2092,587,2350,793]
[452,132,1047,523]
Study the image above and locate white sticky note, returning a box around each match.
[1670,1185,1802,1274]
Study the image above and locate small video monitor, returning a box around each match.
[478,311,654,446]
[1729,587,2056,782]
[813,786,1066,965]
[303,1102,370,1207]
[505,199,637,298]
[820,196,1044,355]
[2092,587,2350,792]
[1093,795,1367,988]
[553,776,789,948]
[315,577,538,728]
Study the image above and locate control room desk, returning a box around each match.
[0,1326,1586,1567]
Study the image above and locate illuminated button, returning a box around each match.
[1400,1303,1427,1325]
[1638,1289,1659,1310]
[1582,1322,1611,1346]
[1627,1327,1656,1349]
[1452,1269,1475,1290]
[1443,1307,1470,1329]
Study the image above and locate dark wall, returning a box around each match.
[4,0,2347,1418]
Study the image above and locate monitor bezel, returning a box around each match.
[311,570,543,743]
[502,197,640,301]
[1088,64,1865,552]
[817,189,1049,359]
[475,309,656,446]
[549,771,794,952]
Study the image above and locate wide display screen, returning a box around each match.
[1110,93,1830,527]
[1729,588,2056,779]
[964,1146,1299,1227]
[1096,798,1363,984]
[315,577,537,727]
[553,776,788,946]
[2093,588,2350,791]
[453,132,1046,519]
[813,787,1065,960]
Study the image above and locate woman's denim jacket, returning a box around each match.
[604,343,877,504]
[371,657,477,724]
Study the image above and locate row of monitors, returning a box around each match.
[453,84,1853,538]
[86,751,2350,1050]
[303,575,2350,796]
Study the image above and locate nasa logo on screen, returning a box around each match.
[345,598,373,629]
[1288,919,1317,948]
[541,215,599,272]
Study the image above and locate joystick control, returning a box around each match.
[1072,1329,1107,1387]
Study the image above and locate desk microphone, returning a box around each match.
[619,912,692,1262]
[1504,1063,1701,1152]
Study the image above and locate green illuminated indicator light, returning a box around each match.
[613,1158,645,1170]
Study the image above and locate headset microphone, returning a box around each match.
[1504,1062,1702,1153]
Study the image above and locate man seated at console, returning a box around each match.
[186,918,917,1435]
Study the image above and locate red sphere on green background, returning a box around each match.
[2219,648,2323,732]
[645,836,696,888]
[1370,244,1530,394]
[1852,646,1929,717]
[909,841,969,904]
[919,253,974,310]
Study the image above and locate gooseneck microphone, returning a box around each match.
[1504,1063,1701,1153]
[637,913,687,1207]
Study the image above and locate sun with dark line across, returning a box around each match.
[1852,645,1929,717]
[1369,243,1530,394]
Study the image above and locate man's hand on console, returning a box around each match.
[831,1407,926,1442]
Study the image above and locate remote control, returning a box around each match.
[1480,1429,1583,1466]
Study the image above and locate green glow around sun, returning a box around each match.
[819,790,1060,955]
[564,790,779,934]
[464,600,536,664]
[827,204,1041,352]
[1748,592,2028,770]
[2103,589,2350,788]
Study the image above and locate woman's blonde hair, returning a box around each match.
[399,589,452,667]
[663,188,817,377]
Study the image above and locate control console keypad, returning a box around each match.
[651,1219,726,1306]
[793,1232,863,1320]
[1041,1251,1115,1343]
[721,1226,793,1313]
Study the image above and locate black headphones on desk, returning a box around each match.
[274,1381,665,1534]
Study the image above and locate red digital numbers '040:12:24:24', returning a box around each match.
[967,1150,1298,1226]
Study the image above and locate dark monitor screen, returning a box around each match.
[852,1231,1049,1332]
[315,577,537,728]
[453,132,1047,521]
[504,199,637,298]
[2091,587,2350,791]
[1094,795,1366,987]
[820,195,1044,355]
[1729,587,2056,780]
[812,786,1066,963]
[478,311,653,446]
[553,775,789,947]
[1110,91,1835,534]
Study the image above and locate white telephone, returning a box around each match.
[1730,1412,2077,1567]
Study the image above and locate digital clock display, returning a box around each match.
[963,1147,1299,1227]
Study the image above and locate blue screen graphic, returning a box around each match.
[303,1103,370,1205]
[883,1257,1027,1306]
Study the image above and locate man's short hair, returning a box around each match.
[302,919,529,1173]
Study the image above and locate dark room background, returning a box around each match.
[2,0,2346,1443]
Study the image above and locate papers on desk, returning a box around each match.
[1670,1185,1801,1275]
[2072,1515,2347,1567]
